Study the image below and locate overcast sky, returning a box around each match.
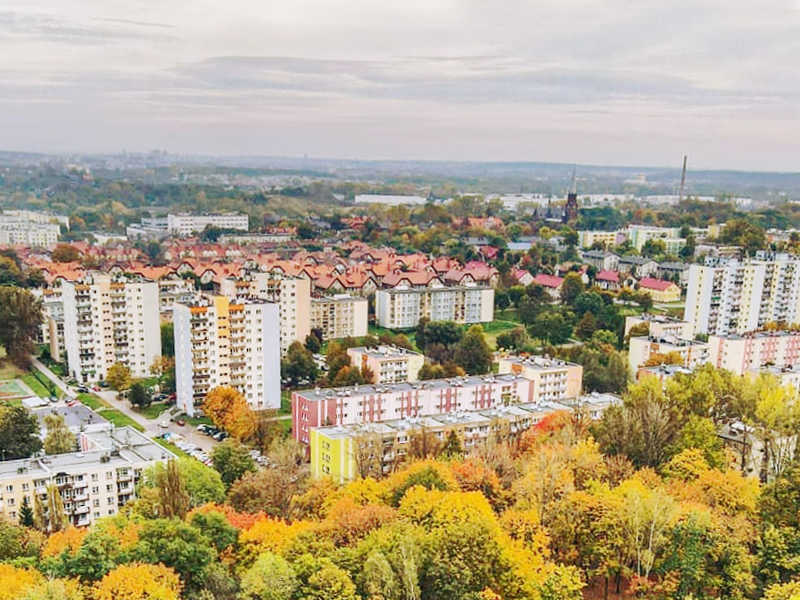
[2,0,799,170]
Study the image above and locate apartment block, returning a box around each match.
[624,314,693,339]
[626,225,682,252]
[292,374,535,445]
[496,355,583,402]
[708,330,800,376]
[167,213,248,236]
[62,273,161,383]
[684,255,800,336]
[310,392,618,482]
[0,222,60,246]
[578,230,622,249]
[347,345,425,384]
[311,294,368,339]
[220,273,311,355]
[0,427,172,527]
[628,335,710,373]
[173,295,280,416]
[375,285,494,329]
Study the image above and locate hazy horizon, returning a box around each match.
[3,1,800,172]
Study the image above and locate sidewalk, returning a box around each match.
[31,357,71,396]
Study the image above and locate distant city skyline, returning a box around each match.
[2,1,800,171]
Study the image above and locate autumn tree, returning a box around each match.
[43,414,76,455]
[240,552,298,600]
[153,459,191,519]
[0,286,43,368]
[50,244,81,263]
[92,563,182,600]
[203,385,255,440]
[211,438,257,487]
[106,362,132,391]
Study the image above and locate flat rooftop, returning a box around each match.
[348,345,422,359]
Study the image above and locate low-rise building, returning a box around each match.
[581,250,619,271]
[347,345,425,384]
[292,374,535,445]
[173,294,280,416]
[578,230,622,249]
[530,274,563,300]
[618,256,659,278]
[167,213,248,236]
[637,278,681,303]
[375,285,494,329]
[624,314,693,339]
[628,335,710,373]
[496,355,583,403]
[311,295,368,339]
[0,426,173,527]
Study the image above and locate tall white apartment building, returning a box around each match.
[173,295,280,417]
[166,213,248,236]
[684,255,800,336]
[0,427,172,527]
[375,285,494,329]
[1,209,69,228]
[62,273,161,383]
[220,273,311,355]
[0,222,60,246]
[311,295,368,339]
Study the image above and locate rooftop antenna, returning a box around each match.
[678,155,687,203]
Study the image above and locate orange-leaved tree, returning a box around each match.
[203,386,254,441]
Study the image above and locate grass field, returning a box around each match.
[77,393,109,410]
[20,372,51,398]
[97,409,144,432]
[280,390,291,415]
[0,360,25,381]
[477,320,521,350]
[154,438,190,459]
[136,403,171,420]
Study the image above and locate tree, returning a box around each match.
[106,363,132,391]
[360,549,401,600]
[154,459,191,518]
[560,273,585,305]
[211,439,257,487]
[302,561,357,600]
[43,414,76,455]
[227,465,306,518]
[160,323,175,357]
[203,386,255,441]
[304,332,322,354]
[188,510,239,553]
[281,341,319,387]
[453,325,492,375]
[530,311,573,345]
[93,563,182,600]
[149,355,174,379]
[18,497,34,527]
[0,286,43,368]
[494,290,510,310]
[132,519,216,591]
[45,485,68,534]
[128,382,151,408]
[19,578,85,600]
[574,312,597,341]
[51,244,81,263]
[351,432,385,479]
[240,552,298,600]
[0,406,42,460]
[441,429,464,458]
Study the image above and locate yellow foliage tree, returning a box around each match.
[0,564,43,600]
[203,386,255,441]
[42,526,87,558]
[238,516,315,566]
[20,578,84,600]
[92,563,182,600]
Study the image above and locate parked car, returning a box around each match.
[159,420,169,428]
[176,419,186,426]
[212,431,228,441]
[77,386,89,393]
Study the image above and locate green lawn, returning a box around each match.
[474,320,520,351]
[77,393,109,410]
[20,372,51,398]
[494,308,521,322]
[136,403,171,420]
[0,360,25,381]
[153,438,190,459]
[280,390,291,415]
[97,409,144,432]
[184,414,213,427]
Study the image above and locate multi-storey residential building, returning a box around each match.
[173,295,280,416]
[496,355,583,402]
[708,330,800,376]
[292,374,535,445]
[0,209,69,228]
[310,392,618,482]
[578,230,622,249]
[347,345,425,384]
[311,295,368,339]
[0,426,172,527]
[220,273,311,355]
[626,225,682,252]
[62,273,161,383]
[624,314,693,339]
[581,250,619,271]
[628,335,710,374]
[375,285,494,329]
[684,255,800,336]
[166,213,248,236]
[0,222,60,246]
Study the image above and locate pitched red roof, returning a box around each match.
[532,273,564,289]
[639,277,676,291]
[596,270,620,283]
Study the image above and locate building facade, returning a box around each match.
[347,345,425,384]
[628,335,710,373]
[375,286,494,329]
[495,355,583,402]
[166,213,248,236]
[684,255,800,336]
[708,331,800,376]
[173,295,280,416]
[311,295,368,340]
[624,314,693,339]
[62,273,161,383]
[0,427,172,527]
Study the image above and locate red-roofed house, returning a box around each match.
[511,268,533,286]
[532,273,564,299]
[595,270,621,291]
[638,278,681,302]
